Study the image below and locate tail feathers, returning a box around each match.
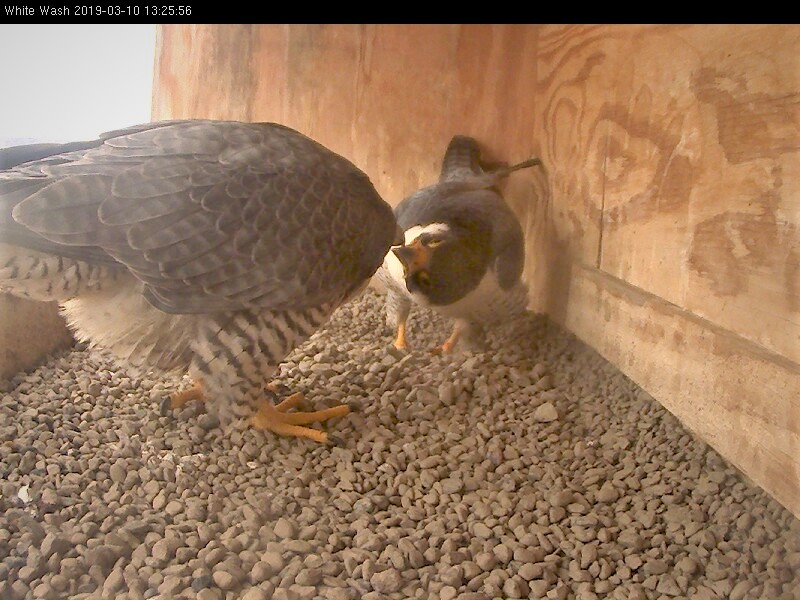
[495,157,543,177]
[439,135,543,185]
[439,135,482,182]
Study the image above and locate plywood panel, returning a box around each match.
[563,262,800,517]
[153,24,540,210]
[602,25,800,363]
[0,295,73,379]
[534,24,800,362]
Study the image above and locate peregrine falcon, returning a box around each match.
[0,120,400,442]
[377,135,540,354]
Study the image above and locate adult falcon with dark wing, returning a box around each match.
[377,135,540,354]
[0,120,400,443]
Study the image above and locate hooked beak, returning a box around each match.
[391,239,431,277]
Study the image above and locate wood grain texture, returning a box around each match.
[563,263,800,518]
[153,24,540,209]
[534,24,800,363]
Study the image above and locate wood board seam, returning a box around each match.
[571,261,800,375]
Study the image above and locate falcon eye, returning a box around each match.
[426,238,443,248]
[416,271,432,287]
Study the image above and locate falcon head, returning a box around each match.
[391,222,489,306]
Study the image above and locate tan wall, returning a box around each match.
[0,295,73,379]
[152,24,800,516]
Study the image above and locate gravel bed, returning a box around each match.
[1,287,798,600]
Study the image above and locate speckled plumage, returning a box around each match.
[0,120,397,426]
[377,135,539,352]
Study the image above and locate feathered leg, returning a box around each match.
[188,306,349,443]
[432,318,471,355]
[385,287,412,351]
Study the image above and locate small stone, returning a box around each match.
[518,563,542,581]
[152,490,167,510]
[534,402,558,422]
[729,580,753,600]
[580,545,597,569]
[475,552,497,571]
[440,565,464,587]
[261,550,285,573]
[595,482,619,503]
[40,533,71,559]
[151,538,179,563]
[274,518,297,540]
[493,543,513,564]
[212,570,237,590]
[473,523,493,539]
[40,488,59,507]
[551,490,573,507]
[102,569,125,599]
[675,556,697,575]
[241,589,270,600]
[159,576,184,595]
[441,478,463,494]
[655,574,682,597]
[192,574,212,591]
[326,589,353,600]
[503,577,527,599]
[295,568,322,586]
[735,513,754,530]
[109,462,127,484]
[644,559,668,575]
[370,568,403,593]
[528,579,550,598]
[164,500,183,516]
[617,530,643,550]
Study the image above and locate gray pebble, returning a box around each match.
[0,288,797,600]
[40,533,71,559]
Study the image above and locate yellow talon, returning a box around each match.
[170,383,205,409]
[251,392,350,443]
[393,319,409,351]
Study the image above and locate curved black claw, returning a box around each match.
[326,433,346,447]
[159,395,172,416]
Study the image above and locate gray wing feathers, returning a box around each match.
[491,208,525,290]
[439,135,482,182]
[2,120,395,314]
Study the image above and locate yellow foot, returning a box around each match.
[170,383,205,409]
[393,320,409,351]
[431,321,467,355]
[250,392,350,443]
[431,336,458,355]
